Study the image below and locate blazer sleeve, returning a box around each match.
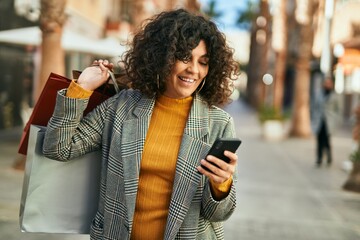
[201,116,237,222]
[43,89,116,161]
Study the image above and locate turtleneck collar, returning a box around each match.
[157,94,193,107]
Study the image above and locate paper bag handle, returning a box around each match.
[108,70,120,94]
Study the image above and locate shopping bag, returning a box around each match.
[19,125,102,233]
[18,71,121,155]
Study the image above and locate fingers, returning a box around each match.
[197,151,238,183]
[197,161,230,183]
[92,60,99,66]
[77,59,115,91]
[92,59,114,69]
[91,59,114,80]
[224,150,238,164]
[207,151,237,172]
[202,157,232,176]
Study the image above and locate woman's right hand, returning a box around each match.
[77,59,114,91]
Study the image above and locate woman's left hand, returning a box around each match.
[197,150,238,183]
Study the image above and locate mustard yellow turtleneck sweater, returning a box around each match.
[130,94,192,239]
[66,81,232,239]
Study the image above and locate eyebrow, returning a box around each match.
[200,54,209,59]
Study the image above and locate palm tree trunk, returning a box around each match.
[14,0,67,171]
[343,105,360,192]
[35,0,67,102]
[246,0,271,109]
[272,0,288,112]
[289,24,312,137]
[289,0,318,137]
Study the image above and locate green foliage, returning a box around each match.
[350,149,360,163]
[258,105,286,123]
[236,0,259,30]
[202,0,223,20]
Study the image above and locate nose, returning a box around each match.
[187,61,199,74]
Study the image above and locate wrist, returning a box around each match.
[66,80,93,98]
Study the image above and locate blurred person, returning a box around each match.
[43,9,239,240]
[311,76,340,167]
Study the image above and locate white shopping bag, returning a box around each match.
[19,125,102,233]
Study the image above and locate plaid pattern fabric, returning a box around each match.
[43,89,237,240]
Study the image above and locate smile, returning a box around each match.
[179,76,196,83]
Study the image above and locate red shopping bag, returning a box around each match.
[18,72,120,155]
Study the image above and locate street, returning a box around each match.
[0,98,359,240]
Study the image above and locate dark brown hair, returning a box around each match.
[121,8,239,106]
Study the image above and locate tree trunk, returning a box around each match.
[245,0,271,109]
[343,105,360,192]
[289,0,317,137]
[246,27,262,108]
[290,49,312,137]
[15,0,67,171]
[273,50,287,111]
[272,0,288,112]
[35,0,67,102]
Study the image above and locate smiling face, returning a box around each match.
[163,40,209,99]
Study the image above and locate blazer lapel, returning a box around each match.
[164,94,212,240]
[120,95,155,225]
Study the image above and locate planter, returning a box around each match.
[343,161,360,193]
[262,120,285,141]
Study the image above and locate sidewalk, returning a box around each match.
[0,99,359,240]
[223,100,360,240]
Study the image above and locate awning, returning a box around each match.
[0,26,126,57]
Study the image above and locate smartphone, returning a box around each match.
[201,138,242,172]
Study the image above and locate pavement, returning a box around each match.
[0,98,359,240]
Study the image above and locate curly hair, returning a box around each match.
[121,8,239,106]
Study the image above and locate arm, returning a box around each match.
[42,88,111,161]
[43,60,114,161]
[197,116,238,199]
[199,117,238,221]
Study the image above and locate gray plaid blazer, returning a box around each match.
[43,89,237,240]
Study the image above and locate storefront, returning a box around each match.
[334,44,360,121]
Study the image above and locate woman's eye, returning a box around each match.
[200,61,208,66]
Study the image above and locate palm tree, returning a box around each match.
[35,0,67,101]
[236,1,257,30]
[14,0,67,171]
[343,105,360,193]
[272,0,288,113]
[236,0,271,109]
[202,0,223,19]
[289,0,319,137]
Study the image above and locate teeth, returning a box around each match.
[180,77,195,83]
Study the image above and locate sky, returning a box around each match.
[198,0,250,31]
[198,0,252,63]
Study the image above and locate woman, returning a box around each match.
[311,77,340,166]
[43,9,240,240]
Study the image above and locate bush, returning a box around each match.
[258,105,286,123]
[350,149,360,163]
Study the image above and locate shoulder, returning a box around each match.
[109,89,143,104]
[101,89,144,113]
[116,88,142,99]
[208,105,236,139]
[195,94,232,121]
[208,105,233,121]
